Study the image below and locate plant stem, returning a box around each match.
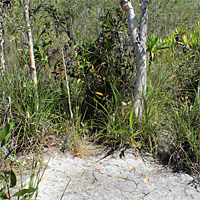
[61,48,73,120]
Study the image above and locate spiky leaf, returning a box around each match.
[12,188,37,197]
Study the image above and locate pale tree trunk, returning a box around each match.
[120,0,148,120]
[0,2,6,100]
[61,48,73,148]
[0,19,5,74]
[23,0,39,111]
[61,48,73,120]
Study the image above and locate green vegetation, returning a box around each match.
[0,122,43,199]
[0,1,200,196]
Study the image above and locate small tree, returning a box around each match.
[0,2,5,73]
[0,1,8,100]
[23,0,39,111]
[120,0,148,119]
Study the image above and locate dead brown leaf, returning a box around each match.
[130,164,137,168]
[143,175,150,183]
[41,174,48,181]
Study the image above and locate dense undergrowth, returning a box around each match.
[0,2,200,196]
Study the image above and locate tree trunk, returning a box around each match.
[120,0,148,120]
[0,20,5,74]
[0,2,6,100]
[61,48,73,120]
[23,0,39,111]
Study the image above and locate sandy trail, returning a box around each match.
[21,148,200,200]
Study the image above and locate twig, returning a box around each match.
[61,48,73,120]
[97,148,115,161]
[107,174,138,192]
[137,188,156,200]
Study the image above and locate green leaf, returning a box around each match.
[130,108,136,130]
[0,186,6,192]
[9,122,15,132]
[1,122,15,147]
[79,65,84,69]
[131,130,142,138]
[39,29,46,39]
[114,128,128,133]
[12,188,37,197]
[0,124,9,142]
[0,192,9,199]
[10,169,17,188]
[0,174,5,180]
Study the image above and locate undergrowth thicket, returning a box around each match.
[0,1,200,196]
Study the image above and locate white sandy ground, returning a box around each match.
[19,148,200,200]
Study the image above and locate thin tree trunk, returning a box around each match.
[23,0,39,111]
[0,2,6,100]
[120,0,148,120]
[61,48,74,149]
[61,48,73,120]
[0,21,5,73]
